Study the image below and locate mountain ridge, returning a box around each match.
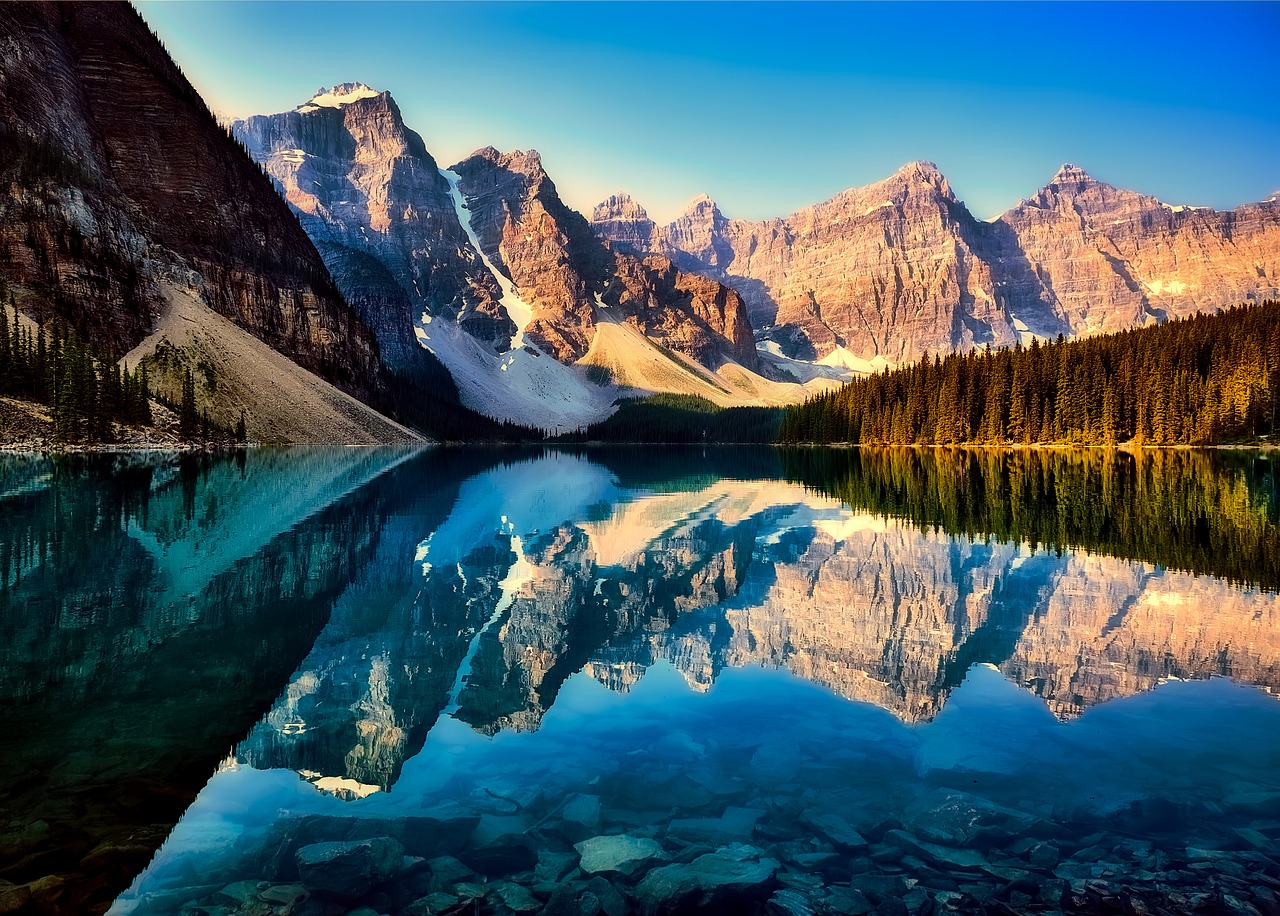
[593,161,1280,369]
[231,85,823,430]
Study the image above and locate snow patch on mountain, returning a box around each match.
[297,82,380,113]
[412,311,615,433]
[442,170,533,348]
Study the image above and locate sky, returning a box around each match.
[136,1,1280,224]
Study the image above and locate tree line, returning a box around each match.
[556,393,782,444]
[0,300,152,442]
[779,300,1280,446]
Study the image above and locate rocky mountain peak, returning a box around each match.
[682,192,720,216]
[592,192,650,223]
[890,160,953,199]
[1043,163,1111,199]
[297,82,383,112]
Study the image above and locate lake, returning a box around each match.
[2,447,1279,915]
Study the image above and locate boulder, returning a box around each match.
[295,837,405,900]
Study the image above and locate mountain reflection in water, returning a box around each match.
[2,447,1278,915]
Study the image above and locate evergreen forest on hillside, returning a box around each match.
[0,300,154,442]
[779,301,1280,446]
[556,394,782,444]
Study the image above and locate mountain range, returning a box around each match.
[231,86,812,431]
[593,164,1280,374]
[1,2,1276,441]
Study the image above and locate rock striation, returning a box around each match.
[0,4,383,403]
[593,163,1280,365]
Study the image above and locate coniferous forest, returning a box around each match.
[779,301,1280,446]
[0,300,153,442]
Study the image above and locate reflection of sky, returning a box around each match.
[135,2,1280,222]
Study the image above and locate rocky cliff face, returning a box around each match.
[234,92,781,427]
[997,164,1280,336]
[232,87,514,369]
[452,146,760,371]
[0,4,383,402]
[594,163,1280,365]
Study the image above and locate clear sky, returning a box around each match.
[136,1,1280,224]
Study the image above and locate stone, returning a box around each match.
[212,880,265,907]
[750,740,803,782]
[885,829,983,875]
[489,881,541,912]
[801,809,868,850]
[574,835,665,876]
[295,837,405,900]
[585,876,628,916]
[633,844,780,915]
[822,885,874,915]
[561,794,603,834]
[768,888,817,916]
[536,849,579,883]
[259,884,307,905]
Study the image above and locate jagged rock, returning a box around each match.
[633,844,780,914]
[584,876,628,916]
[295,837,405,899]
[489,880,541,912]
[404,891,461,916]
[767,887,817,916]
[233,88,514,363]
[592,163,1280,365]
[884,830,990,872]
[573,835,665,876]
[800,810,868,850]
[536,849,580,884]
[560,794,603,834]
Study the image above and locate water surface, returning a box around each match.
[2,447,1278,915]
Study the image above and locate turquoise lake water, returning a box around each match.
[2,447,1278,915]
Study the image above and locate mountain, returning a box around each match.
[0,4,419,444]
[233,88,823,431]
[592,163,1280,371]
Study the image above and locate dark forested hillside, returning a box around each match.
[779,301,1280,446]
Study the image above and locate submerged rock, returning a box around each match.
[633,844,779,914]
[295,836,405,900]
[574,835,665,876]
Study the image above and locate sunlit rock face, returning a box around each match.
[997,164,1280,336]
[593,164,1280,364]
[232,87,512,371]
[451,147,759,371]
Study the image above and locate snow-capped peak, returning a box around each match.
[297,82,381,113]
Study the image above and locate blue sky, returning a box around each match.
[137,1,1280,223]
